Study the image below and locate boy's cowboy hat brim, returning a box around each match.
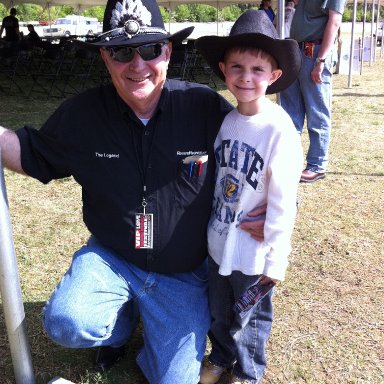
[195,33,301,94]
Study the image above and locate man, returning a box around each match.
[280,0,346,183]
[0,0,264,382]
[0,7,20,42]
[26,24,41,47]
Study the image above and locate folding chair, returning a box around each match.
[0,50,31,95]
[27,44,74,99]
[168,45,188,80]
[187,52,216,88]
[62,48,99,95]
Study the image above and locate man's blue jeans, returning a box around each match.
[280,44,333,173]
[42,237,210,384]
[206,257,274,383]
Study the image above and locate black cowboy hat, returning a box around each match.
[195,10,301,94]
[83,0,193,48]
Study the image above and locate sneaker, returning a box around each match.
[228,374,253,384]
[199,359,226,384]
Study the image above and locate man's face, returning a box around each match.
[100,42,172,107]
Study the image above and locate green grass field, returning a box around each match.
[0,51,383,384]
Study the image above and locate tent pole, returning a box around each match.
[348,0,358,88]
[370,0,375,65]
[373,0,379,61]
[0,151,36,384]
[216,3,219,36]
[361,0,367,75]
[277,0,284,38]
[380,0,383,57]
[276,0,284,105]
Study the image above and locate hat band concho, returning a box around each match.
[98,19,168,43]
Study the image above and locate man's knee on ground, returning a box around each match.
[42,302,108,348]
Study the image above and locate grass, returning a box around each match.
[1,50,384,383]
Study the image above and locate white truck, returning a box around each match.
[43,15,101,37]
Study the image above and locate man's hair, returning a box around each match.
[10,8,17,15]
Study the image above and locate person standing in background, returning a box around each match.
[280,0,346,183]
[0,7,20,42]
[284,1,296,38]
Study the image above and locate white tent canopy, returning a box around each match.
[1,0,266,10]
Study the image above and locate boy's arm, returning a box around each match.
[0,126,25,174]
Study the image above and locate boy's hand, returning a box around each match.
[259,275,278,285]
[239,204,266,241]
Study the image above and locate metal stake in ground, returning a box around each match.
[0,151,35,384]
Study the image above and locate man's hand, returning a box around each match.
[239,204,266,242]
[311,62,324,84]
[0,127,24,174]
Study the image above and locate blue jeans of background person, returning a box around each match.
[206,257,274,383]
[43,237,210,384]
[280,44,333,173]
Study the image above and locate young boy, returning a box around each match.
[195,10,302,384]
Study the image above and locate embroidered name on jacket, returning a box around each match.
[95,152,120,159]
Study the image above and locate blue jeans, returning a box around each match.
[207,257,274,383]
[42,237,210,384]
[280,44,334,173]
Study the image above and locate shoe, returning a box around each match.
[228,374,253,384]
[199,359,226,384]
[94,345,126,373]
[300,169,326,183]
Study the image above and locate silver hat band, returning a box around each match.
[98,20,168,43]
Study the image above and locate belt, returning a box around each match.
[298,40,323,49]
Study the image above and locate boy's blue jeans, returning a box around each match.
[207,257,274,383]
[42,237,210,384]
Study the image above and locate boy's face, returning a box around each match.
[219,48,282,114]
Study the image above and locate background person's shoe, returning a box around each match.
[94,345,126,373]
[300,169,326,183]
[199,359,226,384]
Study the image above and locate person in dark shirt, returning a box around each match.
[0,7,20,42]
[26,24,41,46]
[18,24,42,50]
[0,0,265,382]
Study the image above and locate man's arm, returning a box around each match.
[239,204,266,242]
[311,9,343,83]
[0,126,25,174]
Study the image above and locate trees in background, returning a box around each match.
[0,2,383,24]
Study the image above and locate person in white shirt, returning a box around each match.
[196,10,302,384]
[284,1,296,37]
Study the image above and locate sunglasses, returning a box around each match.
[105,43,167,63]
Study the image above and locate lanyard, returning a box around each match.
[131,116,158,214]
[131,117,158,250]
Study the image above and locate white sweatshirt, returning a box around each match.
[207,100,303,281]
